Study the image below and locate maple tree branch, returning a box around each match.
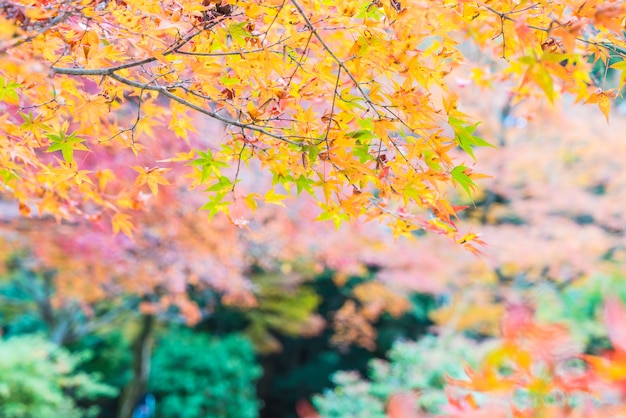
[232,141,246,192]
[289,0,381,117]
[319,67,353,187]
[106,73,304,146]
[52,67,114,76]
[174,36,288,57]
[323,66,341,145]
[175,47,283,57]
[497,13,507,59]
[261,0,286,43]
[578,38,626,60]
[288,0,418,173]
[481,4,549,33]
[100,88,145,144]
[0,0,73,53]
[285,31,314,90]
[52,55,306,145]
[481,3,626,73]
[51,14,231,76]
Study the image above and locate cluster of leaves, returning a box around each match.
[1,0,625,250]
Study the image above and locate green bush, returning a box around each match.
[0,335,116,418]
[313,335,492,417]
[150,329,262,418]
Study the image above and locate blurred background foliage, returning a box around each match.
[1,248,625,417]
[313,335,492,417]
[0,254,439,418]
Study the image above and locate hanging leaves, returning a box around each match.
[0,0,622,247]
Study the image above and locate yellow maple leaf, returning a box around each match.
[112,212,135,238]
[132,166,171,197]
[264,189,289,206]
[584,91,611,123]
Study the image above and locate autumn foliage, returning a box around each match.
[3,0,626,417]
[0,0,624,248]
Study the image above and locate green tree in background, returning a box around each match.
[150,329,262,418]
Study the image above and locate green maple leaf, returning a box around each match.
[45,130,86,164]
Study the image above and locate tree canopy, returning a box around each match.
[2,0,625,250]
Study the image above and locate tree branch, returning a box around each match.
[289,0,380,116]
[53,55,306,145]
[107,73,304,145]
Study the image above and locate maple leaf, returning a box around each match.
[451,165,476,197]
[76,94,111,125]
[449,117,495,160]
[19,112,50,137]
[188,149,228,183]
[132,166,171,197]
[0,76,20,103]
[111,212,135,238]
[584,91,612,123]
[457,231,486,255]
[168,111,197,141]
[45,129,88,164]
[200,191,232,219]
[264,189,289,207]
